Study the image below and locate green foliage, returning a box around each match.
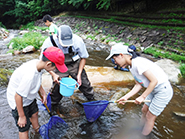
[8,32,47,51]
[179,63,185,78]
[143,47,185,63]
[96,0,111,10]
[20,22,48,31]
[0,22,6,28]
[68,0,84,8]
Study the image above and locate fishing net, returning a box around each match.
[39,115,68,139]
[82,100,109,122]
[38,93,51,111]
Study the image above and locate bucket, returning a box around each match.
[59,77,79,97]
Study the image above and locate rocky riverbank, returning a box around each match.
[0,15,183,85]
[35,14,185,55]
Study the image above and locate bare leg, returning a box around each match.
[142,110,157,135]
[30,112,39,132]
[19,131,29,139]
[141,104,149,126]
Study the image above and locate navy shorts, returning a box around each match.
[12,99,38,132]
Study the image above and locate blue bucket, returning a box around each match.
[59,77,79,97]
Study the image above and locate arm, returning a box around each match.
[49,71,60,84]
[15,93,27,128]
[135,70,158,104]
[77,58,86,86]
[117,81,142,105]
[39,85,47,104]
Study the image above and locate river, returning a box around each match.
[0,30,185,139]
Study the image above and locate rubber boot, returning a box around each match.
[51,103,59,116]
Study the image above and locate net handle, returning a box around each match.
[38,91,52,116]
[110,100,151,103]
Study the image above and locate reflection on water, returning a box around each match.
[0,41,185,139]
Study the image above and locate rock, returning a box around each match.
[0,27,9,39]
[155,59,181,84]
[22,45,36,53]
[19,30,29,35]
[0,68,12,85]
[84,65,134,86]
[41,66,134,93]
[0,53,12,59]
[173,111,185,117]
[14,50,21,55]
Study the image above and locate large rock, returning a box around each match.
[41,66,134,92]
[155,59,181,84]
[84,65,134,86]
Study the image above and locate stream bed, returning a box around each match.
[0,30,185,139]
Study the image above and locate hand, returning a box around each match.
[53,74,60,84]
[77,74,82,86]
[135,96,145,104]
[116,96,128,105]
[18,115,27,128]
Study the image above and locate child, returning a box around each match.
[110,45,137,71]
[106,43,173,136]
[43,14,58,35]
[6,46,67,139]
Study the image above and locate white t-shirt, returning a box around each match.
[129,57,168,88]
[7,59,43,109]
[40,34,89,59]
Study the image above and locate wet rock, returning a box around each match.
[19,30,29,35]
[173,111,185,117]
[155,59,181,84]
[84,65,134,86]
[0,68,12,86]
[0,27,9,40]
[13,50,21,55]
[22,45,36,53]
[108,88,130,111]
[0,53,12,59]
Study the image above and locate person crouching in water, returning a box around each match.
[106,43,173,137]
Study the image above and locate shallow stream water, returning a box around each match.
[0,30,185,139]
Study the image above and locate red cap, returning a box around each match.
[43,47,68,73]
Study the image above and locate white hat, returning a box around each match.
[58,25,73,47]
[105,43,132,60]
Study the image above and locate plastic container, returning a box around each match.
[59,77,79,97]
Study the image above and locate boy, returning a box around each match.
[43,14,58,35]
[106,43,173,137]
[7,47,67,139]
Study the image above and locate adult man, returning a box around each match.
[40,25,95,114]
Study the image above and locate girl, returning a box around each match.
[106,43,173,136]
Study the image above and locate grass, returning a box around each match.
[20,21,48,31]
[7,32,47,52]
[179,64,185,78]
[143,47,185,77]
